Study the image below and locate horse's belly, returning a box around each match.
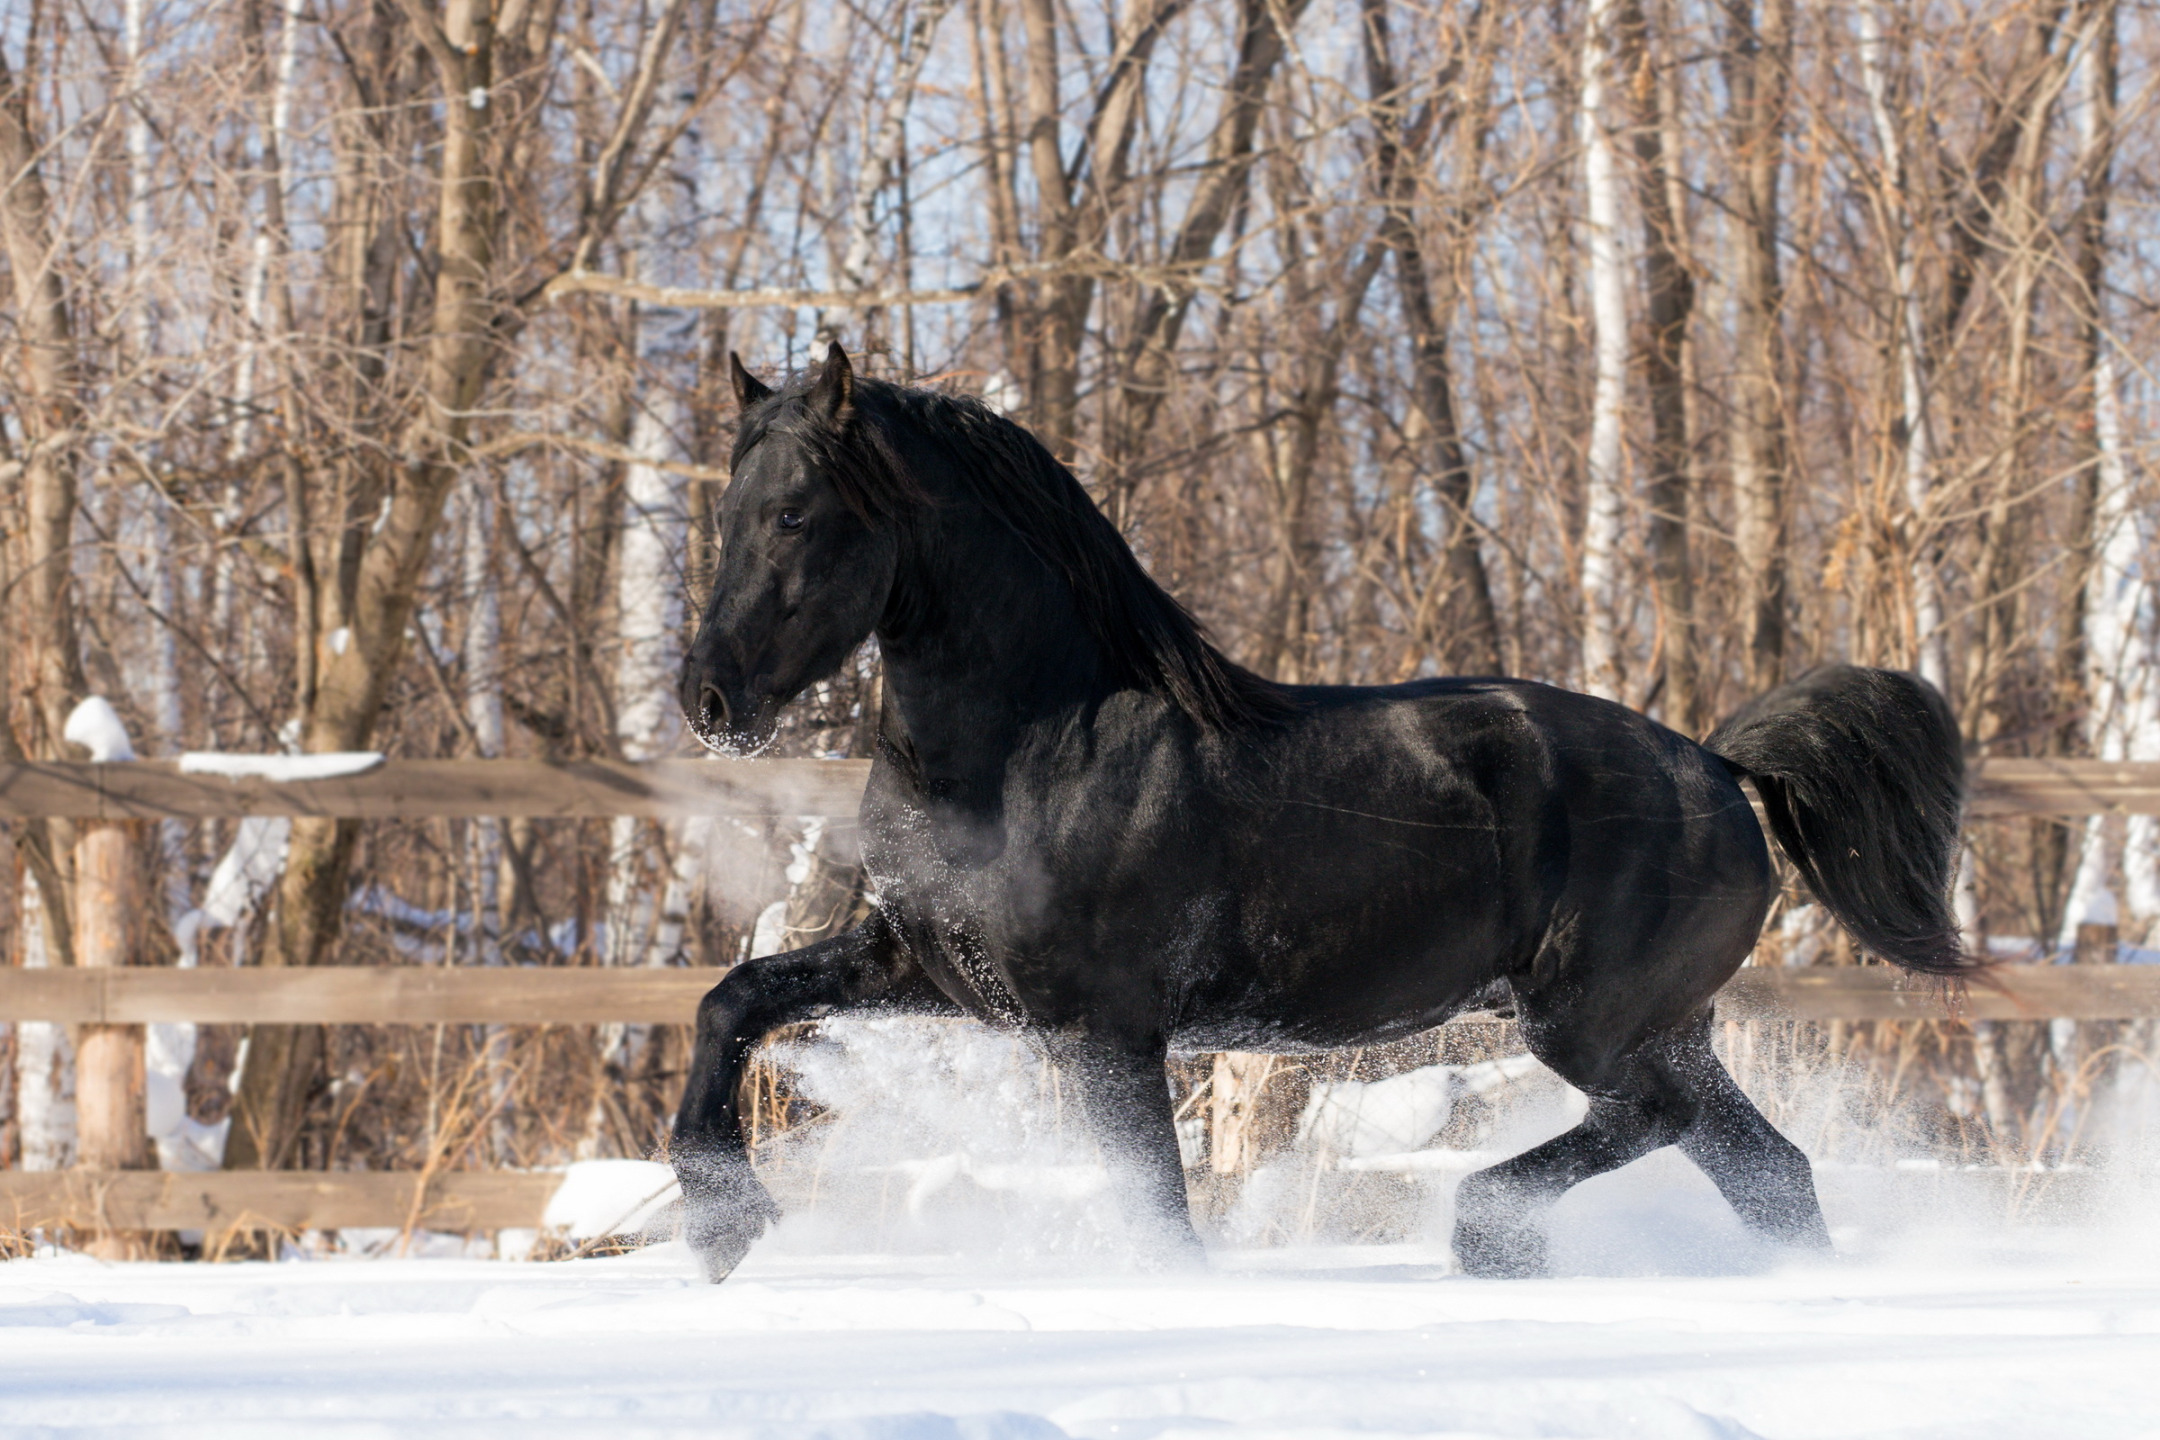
[1162,874,1520,1051]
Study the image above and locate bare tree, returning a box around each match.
[1580,0,1630,701]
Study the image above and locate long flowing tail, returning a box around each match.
[1705,664,1972,976]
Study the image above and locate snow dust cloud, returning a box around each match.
[745,1014,2160,1280]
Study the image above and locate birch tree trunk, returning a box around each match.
[1723,0,1792,695]
[123,0,205,1173]
[1579,0,1630,703]
[837,0,959,352]
[1858,0,1945,691]
[588,84,709,1155]
[1623,0,1698,730]
[2059,4,2157,950]
[13,875,75,1171]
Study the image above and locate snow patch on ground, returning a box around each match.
[543,1159,684,1239]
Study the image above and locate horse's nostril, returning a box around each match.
[699,683,731,731]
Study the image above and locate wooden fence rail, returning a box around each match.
[0,1170,563,1233]
[1,756,2156,821]
[0,757,871,821]
[0,963,2155,1025]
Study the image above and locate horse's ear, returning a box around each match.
[808,340,855,427]
[729,351,773,409]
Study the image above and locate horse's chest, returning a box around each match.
[864,850,1055,1027]
[916,919,1033,1025]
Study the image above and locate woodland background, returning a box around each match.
[2,0,2156,1201]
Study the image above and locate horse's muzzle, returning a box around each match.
[680,662,778,756]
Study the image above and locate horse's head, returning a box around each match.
[681,342,907,755]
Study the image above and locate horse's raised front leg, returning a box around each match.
[671,911,956,1282]
[1050,1031,1206,1266]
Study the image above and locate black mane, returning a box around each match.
[735,374,1294,733]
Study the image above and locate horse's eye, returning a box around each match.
[777,510,804,531]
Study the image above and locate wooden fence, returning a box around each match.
[1,960,2157,1026]
[2,755,2156,821]
[2,754,2155,1239]
[0,756,870,821]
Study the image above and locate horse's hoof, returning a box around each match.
[1132,1229,1209,1274]
[1452,1218,1547,1278]
[675,1156,782,1284]
[684,1194,778,1282]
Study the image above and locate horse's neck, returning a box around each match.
[874,518,1108,785]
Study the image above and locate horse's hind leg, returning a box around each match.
[1669,1021,1831,1253]
[1453,1012,1830,1276]
[1452,1045,1695,1278]
[671,912,958,1282]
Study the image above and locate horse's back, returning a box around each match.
[1174,677,1772,1050]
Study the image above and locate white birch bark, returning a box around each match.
[2059,27,2159,950]
[589,94,708,1152]
[121,0,180,775]
[210,0,302,724]
[839,0,960,294]
[1578,0,1628,703]
[15,874,77,1170]
[228,0,301,461]
[461,478,517,1156]
[1858,0,1946,691]
[124,0,206,1170]
[462,478,505,936]
[604,216,701,977]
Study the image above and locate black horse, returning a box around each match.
[671,342,1968,1281]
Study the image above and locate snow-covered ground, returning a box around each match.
[4,1227,2159,1439]
[9,1020,2159,1438]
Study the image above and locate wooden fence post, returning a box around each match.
[1209,1052,1279,1176]
[72,820,151,1257]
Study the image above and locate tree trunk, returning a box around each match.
[1723,0,1792,695]
[1361,0,1502,679]
[0,43,92,786]
[838,0,959,354]
[2059,3,2157,949]
[230,0,512,1170]
[1015,0,1189,459]
[12,872,76,1171]
[1579,0,1629,703]
[1623,0,1698,731]
[3,35,99,1175]
[1857,0,1945,690]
